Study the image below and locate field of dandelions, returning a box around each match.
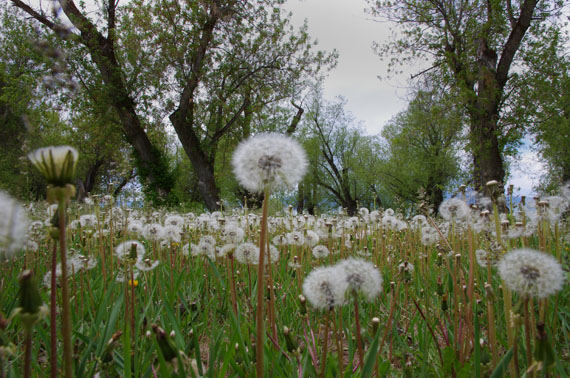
[1,141,569,378]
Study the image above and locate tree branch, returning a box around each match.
[211,96,251,143]
[285,101,304,135]
[10,0,56,32]
[496,0,539,90]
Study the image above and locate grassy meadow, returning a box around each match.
[1,193,569,377]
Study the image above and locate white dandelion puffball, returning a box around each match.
[303,266,348,310]
[235,242,259,264]
[115,240,146,263]
[304,230,320,247]
[312,245,330,259]
[439,197,470,221]
[498,248,565,299]
[337,258,383,301]
[231,133,307,193]
[0,190,30,260]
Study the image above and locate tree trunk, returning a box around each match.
[426,176,443,214]
[296,182,305,214]
[470,116,505,190]
[76,158,104,202]
[169,113,221,211]
[469,36,506,191]
[86,39,173,202]
[11,0,174,202]
[345,198,358,216]
[112,168,135,197]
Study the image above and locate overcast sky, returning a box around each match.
[283,0,546,197]
[284,0,410,136]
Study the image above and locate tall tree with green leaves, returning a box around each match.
[126,0,334,210]
[0,5,70,199]
[369,0,566,191]
[304,93,383,215]
[378,80,464,211]
[12,0,333,209]
[513,26,570,188]
[11,0,176,204]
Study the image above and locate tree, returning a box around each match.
[11,0,176,203]
[11,0,334,209]
[304,93,383,215]
[378,80,465,211]
[369,0,566,191]
[127,0,334,210]
[514,26,570,188]
[0,5,145,202]
[0,5,68,199]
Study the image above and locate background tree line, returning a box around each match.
[1,0,568,214]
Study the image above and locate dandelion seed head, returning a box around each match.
[164,214,184,228]
[498,248,565,299]
[221,225,245,244]
[272,234,288,246]
[411,215,428,228]
[199,235,216,246]
[235,242,259,264]
[0,191,29,260]
[312,245,330,259]
[192,242,216,259]
[127,220,144,235]
[439,198,470,221]
[164,225,182,243]
[115,240,145,263]
[142,223,165,241]
[358,207,369,217]
[135,259,160,272]
[231,133,307,193]
[304,230,319,247]
[337,258,383,301]
[287,231,304,246]
[217,243,236,257]
[302,266,348,310]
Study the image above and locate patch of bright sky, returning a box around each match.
[508,140,546,198]
[284,0,410,136]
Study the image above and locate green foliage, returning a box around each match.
[0,5,55,199]
[134,145,178,207]
[300,88,387,214]
[513,26,570,189]
[369,0,567,188]
[378,79,465,211]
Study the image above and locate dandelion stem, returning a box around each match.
[59,197,73,378]
[319,312,330,378]
[523,298,533,373]
[255,188,270,378]
[502,284,517,376]
[23,328,32,378]
[266,235,277,342]
[333,308,344,377]
[227,255,238,315]
[485,283,499,367]
[352,291,365,369]
[50,241,58,378]
[379,281,398,356]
